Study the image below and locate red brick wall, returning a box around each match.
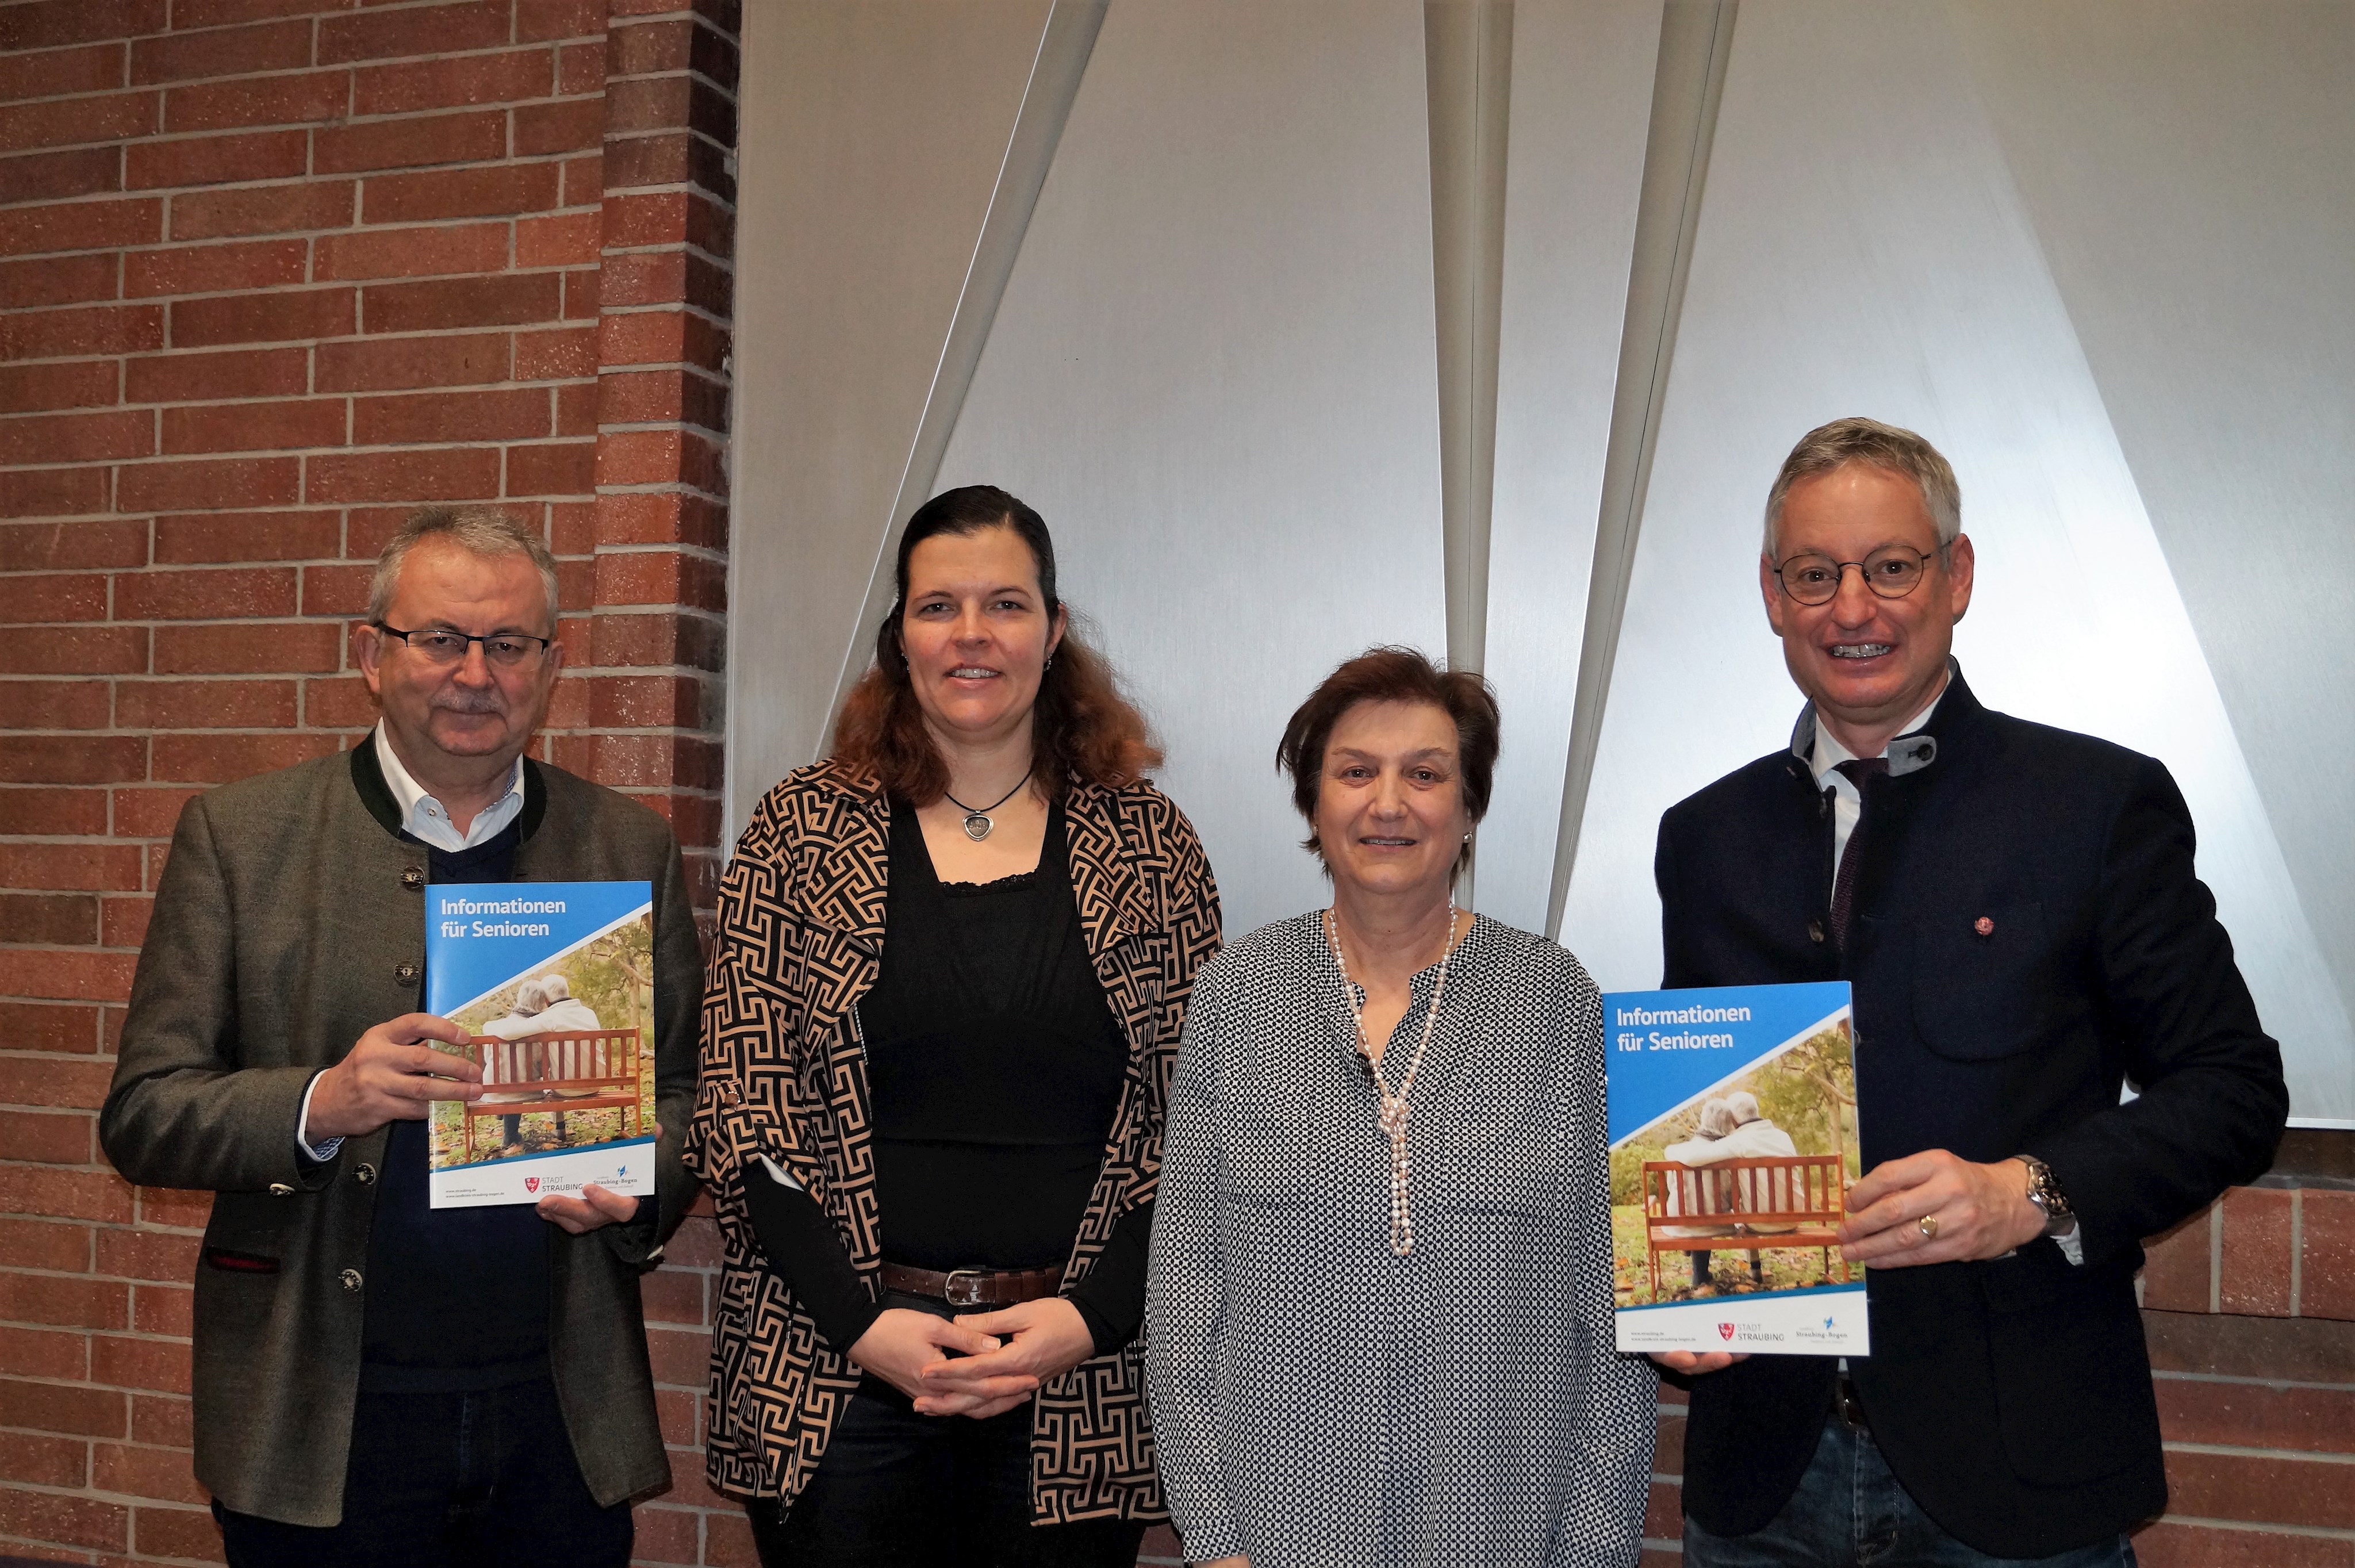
[1639,1185,2355,1566]
[2130,1184,2355,1567]
[0,0,738,1560]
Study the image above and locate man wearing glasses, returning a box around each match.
[1648,419,2285,1565]
[103,507,700,1566]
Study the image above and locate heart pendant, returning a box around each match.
[962,812,992,841]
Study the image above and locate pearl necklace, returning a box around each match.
[1325,904,1459,1256]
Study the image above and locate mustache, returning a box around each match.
[431,692,509,715]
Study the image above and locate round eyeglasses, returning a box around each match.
[1771,544,1946,605]
[375,623,554,668]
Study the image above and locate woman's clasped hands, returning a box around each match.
[848,1297,1098,1420]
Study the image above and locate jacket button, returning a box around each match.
[394,963,419,984]
[1807,921,1826,945]
[401,867,425,890]
[354,1163,377,1185]
[339,1268,363,1292]
[269,1183,296,1197]
[1974,916,1995,937]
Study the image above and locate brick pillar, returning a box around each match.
[0,1,740,1559]
[588,4,741,1563]
[577,0,735,908]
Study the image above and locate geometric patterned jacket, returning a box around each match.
[685,758,1222,1520]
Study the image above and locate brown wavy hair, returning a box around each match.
[831,485,1161,803]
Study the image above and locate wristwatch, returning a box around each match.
[2019,1154,2074,1236]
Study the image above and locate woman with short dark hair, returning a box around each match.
[1146,645,1652,1568]
[690,485,1222,1565]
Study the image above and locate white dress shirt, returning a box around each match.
[372,722,525,852]
[297,729,528,1159]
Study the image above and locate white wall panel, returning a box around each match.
[1947,0,2355,1056]
[725,0,1056,834]
[1475,0,1663,933]
[723,0,2352,1120]
[932,0,1448,937]
[1552,1,2353,1121]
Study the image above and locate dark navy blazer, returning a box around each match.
[1654,665,2286,1557]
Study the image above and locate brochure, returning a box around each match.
[1605,981,1867,1356]
[423,880,657,1209]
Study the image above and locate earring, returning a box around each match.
[1463,832,1472,844]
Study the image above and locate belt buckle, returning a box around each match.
[942,1269,985,1308]
[1837,1376,1870,1431]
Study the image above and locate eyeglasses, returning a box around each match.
[375,623,554,668]
[1771,545,1946,605]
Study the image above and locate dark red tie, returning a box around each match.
[1829,756,1890,950]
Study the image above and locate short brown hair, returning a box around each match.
[1276,646,1501,868]
[830,485,1161,803]
[1763,417,1961,557]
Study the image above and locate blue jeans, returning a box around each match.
[1683,1416,2137,1567]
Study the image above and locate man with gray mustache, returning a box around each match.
[102,507,700,1567]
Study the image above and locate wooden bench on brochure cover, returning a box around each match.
[461,1028,642,1160]
[1641,1153,1852,1301]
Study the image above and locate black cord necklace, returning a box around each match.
[943,764,1034,841]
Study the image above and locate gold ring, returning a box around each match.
[1917,1215,1939,1240]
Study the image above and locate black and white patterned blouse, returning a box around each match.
[1146,912,1655,1567]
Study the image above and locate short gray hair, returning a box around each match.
[366,507,560,632]
[1723,1090,1762,1125]
[1696,1097,1739,1138]
[1762,417,1961,558]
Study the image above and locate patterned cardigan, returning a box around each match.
[686,759,1222,1520]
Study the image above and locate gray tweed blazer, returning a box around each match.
[101,745,701,1527]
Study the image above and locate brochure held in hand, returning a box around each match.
[1605,980,1867,1356]
[423,880,657,1209]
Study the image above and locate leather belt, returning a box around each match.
[1836,1374,1871,1432]
[878,1261,1063,1309]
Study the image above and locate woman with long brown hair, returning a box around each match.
[689,486,1221,1565]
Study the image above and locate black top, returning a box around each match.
[864,795,1126,1268]
[742,797,1153,1355]
[353,803,553,1393]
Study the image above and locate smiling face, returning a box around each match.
[355,539,563,773]
[900,523,1065,750]
[1313,699,1471,902]
[1762,462,1974,753]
